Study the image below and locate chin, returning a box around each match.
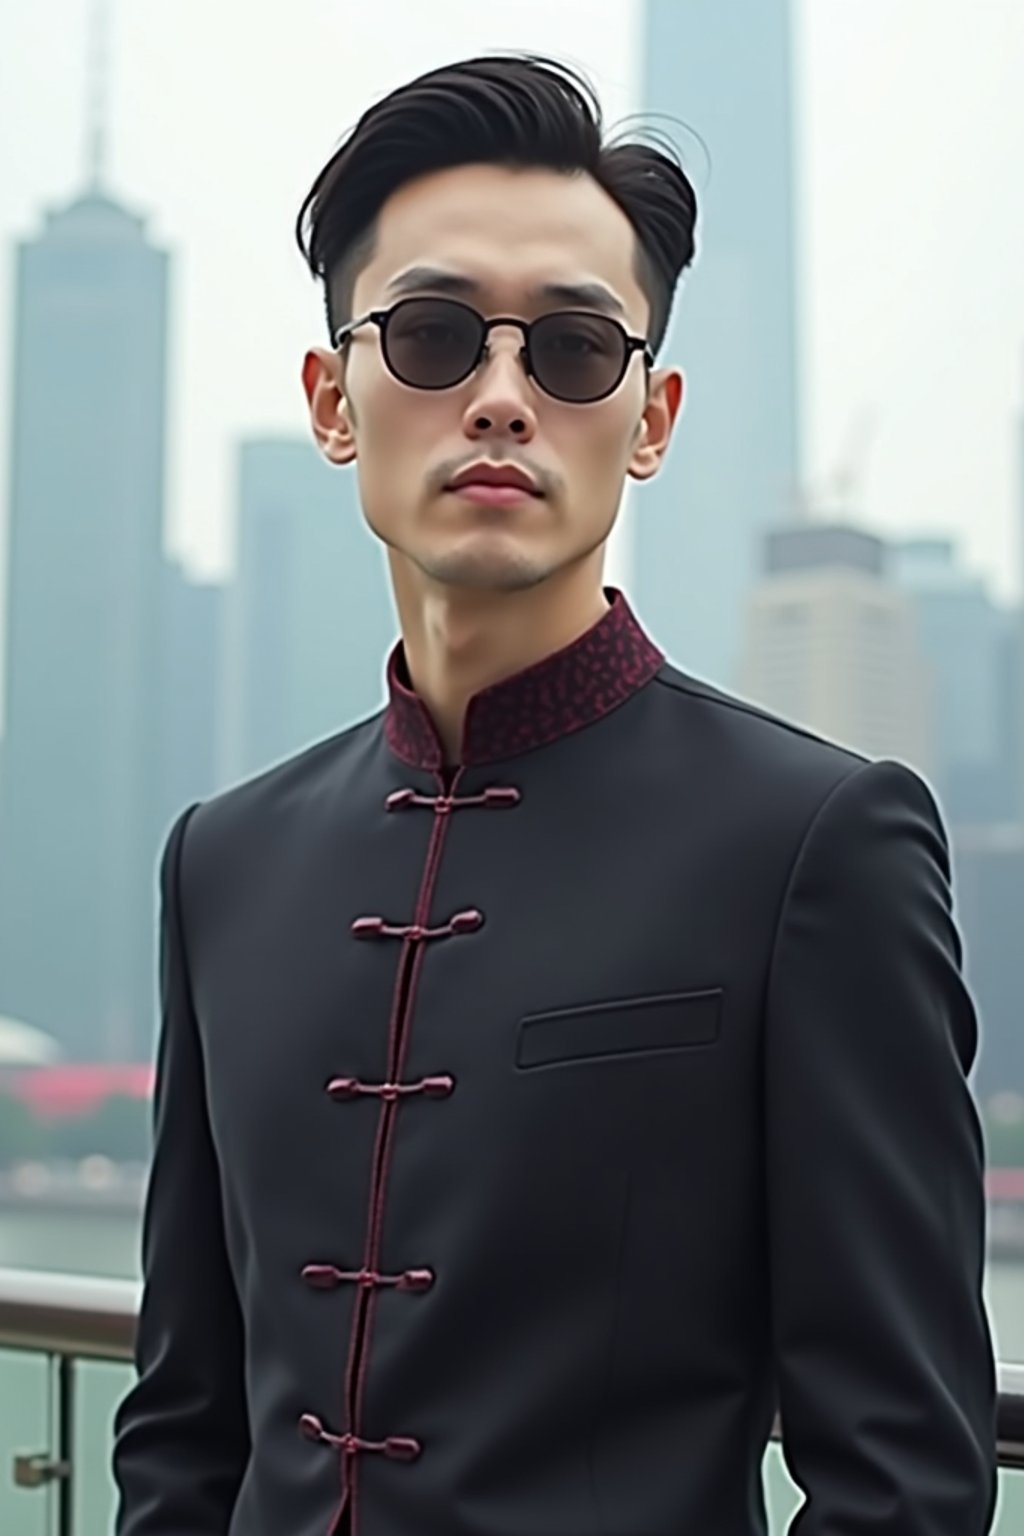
[416,546,556,593]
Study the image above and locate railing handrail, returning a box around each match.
[0,1266,1022,1469]
[0,1266,138,1361]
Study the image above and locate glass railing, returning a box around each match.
[1,1266,1021,1534]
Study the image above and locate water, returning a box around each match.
[1,1209,1021,1533]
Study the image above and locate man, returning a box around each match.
[112,52,998,1536]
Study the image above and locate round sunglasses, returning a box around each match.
[332,296,654,405]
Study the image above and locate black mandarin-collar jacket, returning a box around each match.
[112,588,998,1536]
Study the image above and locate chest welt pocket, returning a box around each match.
[515,988,723,1070]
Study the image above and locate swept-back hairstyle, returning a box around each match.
[295,53,698,356]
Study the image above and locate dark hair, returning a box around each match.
[295,53,698,357]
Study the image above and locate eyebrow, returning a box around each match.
[382,265,628,319]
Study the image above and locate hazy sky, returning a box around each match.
[0,0,1022,610]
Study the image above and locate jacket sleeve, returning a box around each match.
[764,758,999,1535]
[112,803,250,1533]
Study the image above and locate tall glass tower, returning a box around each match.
[219,438,396,787]
[0,9,169,1059]
[632,0,801,687]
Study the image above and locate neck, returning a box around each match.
[390,556,611,764]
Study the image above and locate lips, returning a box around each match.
[445,463,541,495]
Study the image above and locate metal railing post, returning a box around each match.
[58,1354,75,1536]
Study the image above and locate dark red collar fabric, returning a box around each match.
[383,586,665,769]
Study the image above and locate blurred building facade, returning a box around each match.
[218,438,395,786]
[953,826,1024,1100]
[737,523,932,771]
[0,181,169,1062]
[1018,379,1024,822]
[633,0,801,688]
[158,558,225,823]
[891,537,1019,827]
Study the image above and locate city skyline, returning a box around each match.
[0,0,1020,1088]
[634,0,801,685]
[0,0,1021,661]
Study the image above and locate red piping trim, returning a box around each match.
[325,765,466,1536]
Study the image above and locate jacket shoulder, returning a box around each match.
[173,707,386,855]
[644,662,945,863]
[649,660,875,802]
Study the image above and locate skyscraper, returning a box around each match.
[891,537,1018,826]
[158,559,225,821]
[633,0,801,687]
[219,438,395,786]
[953,826,1024,1100]
[737,523,932,771]
[0,11,169,1060]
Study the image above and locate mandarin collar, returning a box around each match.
[383,587,664,770]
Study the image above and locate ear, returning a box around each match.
[301,348,357,466]
[627,368,684,483]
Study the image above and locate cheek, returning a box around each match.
[350,359,398,437]
[353,368,428,458]
[555,402,639,477]
[350,373,452,507]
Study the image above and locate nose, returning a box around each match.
[460,325,538,443]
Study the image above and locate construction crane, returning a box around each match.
[787,405,879,525]
[828,406,879,521]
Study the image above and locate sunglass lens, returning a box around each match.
[384,299,481,388]
[529,314,625,402]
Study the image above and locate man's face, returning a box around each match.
[303,162,683,595]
